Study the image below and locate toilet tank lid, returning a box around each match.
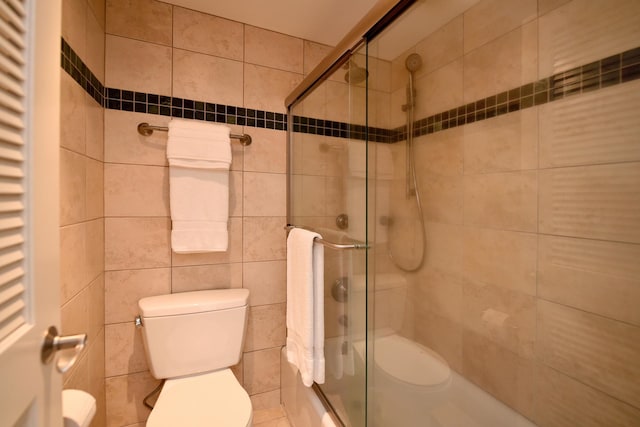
[139,289,249,318]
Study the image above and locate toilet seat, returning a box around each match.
[146,368,253,427]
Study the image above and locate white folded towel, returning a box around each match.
[286,228,325,387]
[167,119,231,253]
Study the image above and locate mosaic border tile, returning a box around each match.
[61,38,104,106]
[391,46,640,142]
[60,37,640,144]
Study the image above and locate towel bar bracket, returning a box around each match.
[137,122,252,146]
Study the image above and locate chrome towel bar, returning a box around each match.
[285,225,368,250]
[137,122,252,146]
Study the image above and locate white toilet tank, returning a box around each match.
[138,289,250,379]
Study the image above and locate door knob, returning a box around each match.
[41,326,87,373]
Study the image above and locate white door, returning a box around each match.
[0,0,62,425]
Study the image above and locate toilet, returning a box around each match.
[137,289,253,427]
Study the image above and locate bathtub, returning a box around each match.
[282,335,536,427]
[281,347,339,427]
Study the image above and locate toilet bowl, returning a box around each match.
[138,289,253,427]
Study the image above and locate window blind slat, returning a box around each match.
[0,17,23,50]
[0,280,22,305]
[0,90,24,113]
[0,2,25,33]
[0,216,22,232]
[0,198,23,213]
[0,229,23,251]
[0,51,23,79]
[0,0,26,346]
[0,127,23,146]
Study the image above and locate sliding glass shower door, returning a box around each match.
[287,41,372,426]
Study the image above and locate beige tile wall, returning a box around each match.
[381,0,640,424]
[102,1,327,425]
[60,0,106,426]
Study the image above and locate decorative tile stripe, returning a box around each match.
[291,116,392,143]
[392,46,640,141]
[60,37,640,144]
[104,88,288,131]
[61,38,104,106]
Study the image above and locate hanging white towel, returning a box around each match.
[167,119,231,253]
[286,228,325,387]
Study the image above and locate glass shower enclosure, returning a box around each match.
[287,0,640,426]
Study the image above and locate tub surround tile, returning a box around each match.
[61,284,90,337]
[105,268,171,324]
[462,279,536,358]
[86,4,106,82]
[243,217,287,262]
[539,162,640,244]
[171,263,242,293]
[243,172,287,217]
[415,311,463,373]
[413,128,464,176]
[85,90,105,161]
[538,235,640,326]
[536,364,640,427]
[88,0,105,28]
[86,158,104,219]
[104,110,169,166]
[172,48,244,108]
[244,64,303,114]
[245,25,304,73]
[414,58,464,118]
[243,348,281,395]
[415,15,464,77]
[462,329,535,419]
[62,0,87,61]
[537,300,640,408]
[539,79,640,168]
[87,274,105,343]
[105,35,172,96]
[245,303,286,352]
[463,0,537,54]
[105,371,159,427]
[419,173,464,224]
[63,348,90,391]
[463,23,538,103]
[105,322,148,377]
[463,170,538,233]
[105,217,171,270]
[88,328,107,427]
[105,0,172,46]
[415,268,463,323]
[463,109,538,174]
[243,127,287,173]
[243,261,287,306]
[60,71,87,154]
[538,0,640,76]
[60,148,86,226]
[303,40,333,77]
[173,7,243,60]
[104,163,169,217]
[463,227,537,296]
[60,222,89,304]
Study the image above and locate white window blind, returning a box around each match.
[0,0,26,344]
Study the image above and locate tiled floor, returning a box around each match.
[253,404,291,427]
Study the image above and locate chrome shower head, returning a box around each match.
[344,61,368,84]
[405,53,422,73]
